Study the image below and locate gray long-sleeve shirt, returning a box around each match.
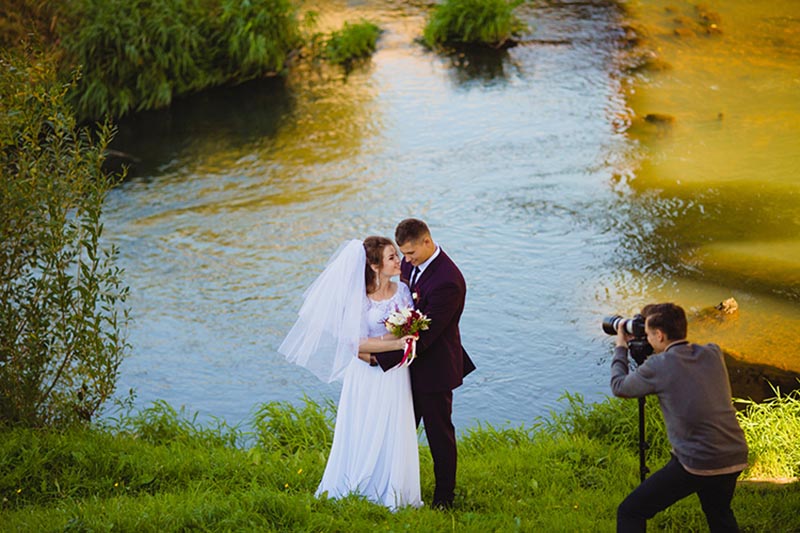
[610,341,748,471]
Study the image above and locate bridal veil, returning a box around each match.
[278,240,366,383]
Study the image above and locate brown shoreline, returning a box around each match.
[724,352,800,403]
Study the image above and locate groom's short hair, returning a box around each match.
[395,218,430,246]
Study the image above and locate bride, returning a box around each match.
[279,237,422,510]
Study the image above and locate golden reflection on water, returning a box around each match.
[622,0,800,369]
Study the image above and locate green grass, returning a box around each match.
[422,0,528,49]
[1,393,798,532]
[736,385,800,480]
[322,20,382,66]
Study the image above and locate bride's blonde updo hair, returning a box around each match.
[363,236,394,294]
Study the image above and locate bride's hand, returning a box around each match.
[398,334,417,349]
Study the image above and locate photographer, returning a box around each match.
[610,303,748,533]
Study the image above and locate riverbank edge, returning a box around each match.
[1,394,798,531]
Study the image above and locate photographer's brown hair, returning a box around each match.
[642,303,687,341]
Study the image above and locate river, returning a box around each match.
[104,0,800,432]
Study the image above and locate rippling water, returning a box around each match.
[610,0,800,371]
[104,0,799,431]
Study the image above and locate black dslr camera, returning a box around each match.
[602,314,653,365]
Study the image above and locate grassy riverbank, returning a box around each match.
[2,393,798,532]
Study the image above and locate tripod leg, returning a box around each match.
[638,396,650,483]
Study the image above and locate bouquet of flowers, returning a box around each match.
[384,306,431,366]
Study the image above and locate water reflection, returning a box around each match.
[440,47,521,86]
[100,0,799,432]
[110,77,293,178]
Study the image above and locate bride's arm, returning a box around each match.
[357,335,414,365]
[358,335,407,354]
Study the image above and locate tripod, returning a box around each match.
[630,344,652,532]
[626,339,652,484]
[637,396,650,483]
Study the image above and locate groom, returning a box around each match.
[374,218,476,509]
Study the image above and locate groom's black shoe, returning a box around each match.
[431,499,453,511]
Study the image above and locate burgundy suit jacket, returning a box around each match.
[376,249,475,393]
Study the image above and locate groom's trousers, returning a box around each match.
[414,390,456,507]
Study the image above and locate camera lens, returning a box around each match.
[602,315,623,335]
[603,314,647,337]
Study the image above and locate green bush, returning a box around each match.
[323,20,382,66]
[0,48,129,428]
[62,0,301,120]
[423,0,528,49]
[212,0,302,77]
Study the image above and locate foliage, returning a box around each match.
[253,396,335,455]
[0,48,129,428]
[541,392,671,464]
[736,385,800,479]
[61,0,301,120]
[212,0,301,78]
[322,20,382,66]
[1,397,799,531]
[422,0,528,49]
[0,0,63,52]
[108,399,244,449]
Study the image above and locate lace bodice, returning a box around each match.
[361,283,413,339]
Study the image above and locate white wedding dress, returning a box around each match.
[316,282,422,510]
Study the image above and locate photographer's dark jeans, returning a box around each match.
[617,455,742,533]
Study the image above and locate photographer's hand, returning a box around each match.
[616,325,633,349]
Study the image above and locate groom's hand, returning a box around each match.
[374,350,405,371]
[358,352,378,366]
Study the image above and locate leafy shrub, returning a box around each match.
[423,0,528,49]
[211,0,302,77]
[62,0,301,120]
[323,20,382,66]
[0,48,128,428]
[63,0,206,119]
